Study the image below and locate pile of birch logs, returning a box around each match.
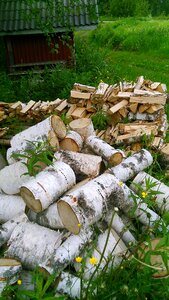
[0,76,168,151]
[0,113,169,298]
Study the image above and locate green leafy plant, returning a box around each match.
[91,111,109,131]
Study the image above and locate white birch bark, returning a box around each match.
[40,228,93,275]
[107,149,153,182]
[27,203,64,229]
[128,111,160,121]
[56,272,81,299]
[20,161,76,212]
[0,154,6,170]
[59,130,83,152]
[85,135,125,166]
[69,118,95,140]
[57,173,124,234]
[10,115,66,149]
[0,194,26,223]
[6,222,63,269]
[130,171,169,213]
[0,258,22,295]
[54,150,102,179]
[0,212,28,247]
[0,161,30,194]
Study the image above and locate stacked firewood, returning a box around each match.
[0,114,169,297]
[0,76,168,151]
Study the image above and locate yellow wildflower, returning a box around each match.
[89,257,98,265]
[141,191,148,198]
[75,256,82,263]
[118,181,123,187]
[77,223,81,228]
[17,279,22,285]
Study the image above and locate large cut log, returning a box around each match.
[0,258,22,295]
[75,229,128,280]
[107,149,153,182]
[54,150,102,180]
[40,227,93,275]
[69,118,95,140]
[20,161,76,212]
[6,222,63,270]
[57,173,124,234]
[0,212,28,247]
[85,135,124,166]
[10,115,66,149]
[0,161,30,194]
[27,203,64,230]
[59,131,83,152]
[0,154,6,170]
[0,194,26,223]
[130,171,169,213]
[56,271,81,299]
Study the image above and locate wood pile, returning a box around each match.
[0,111,169,297]
[0,76,168,151]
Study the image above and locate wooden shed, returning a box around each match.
[0,0,99,73]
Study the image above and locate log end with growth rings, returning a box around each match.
[57,200,80,235]
[51,115,67,140]
[109,152,123,166]
[20,187,42,213]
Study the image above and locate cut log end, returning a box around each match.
[0,258,21,267]
[48,130,59,151]
[57,200,80,235]
[109,152,123,166]
[60,138,80,152]
[20,187,42,213]
[51,115,67,140]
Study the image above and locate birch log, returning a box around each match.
[40,228,93,275]
[85,135,125,166]
[6,222,63,269]
[0,213,28,247]
[54,150,102,180]
[69,118,95,140]
[128,112,160,121]
[10,115,66,149]
[56,272,81,299]
[74,229,128,280]
[59,131,83,152]
[57,173,124,234]
[20,161,76,212]
[130,171,169,213]
[27,203,64,230]
[0,161,30,194]
[0,154,6,170]
[107,149,153,182]
[0,194,26,223]
[0,258,22,295]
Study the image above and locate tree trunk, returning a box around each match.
[40,228,93,275]
[69,118,95,140]
[6,221,63,270]
[54,150,102,180]
[130,171,169,213]
[107,149,153,182]
[0,258,22,295]
[0,161,30,194]
[0,194,26,223]
[59,131,83,152]
[85,135,125,166]
[57,173,124,234]
[27,203,64,230]
[20,161,76,212]
[0,212,28,247]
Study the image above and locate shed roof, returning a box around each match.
[0,0,99,35]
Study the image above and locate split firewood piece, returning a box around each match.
[0,258,22,295]
[70,90,91,100]
[75,229,128,280]
[156,83,167,93]
[85,135,125,167]
[146,104,164,114]
[69,118,95,140]
[20,161,76,212]
[73,83,96,93]
[59,131,83,152]
[20,100,35,114]
[0,161,30,194]
[130,95,166,105]
[54,150,102,180]
[130,171,169,213]
[57,173,125,234]
[56,271,81,299]
[134,76,144,90]
[10,115,66,150]
[66,104,77,117]
[0,194,26,223]
[0,154,6,170]
[107,149,153,182]
[129,103,138,113]
[0,212,28,247]
[27,203,64,230]
[71,107,87,119]
[40,227,93,275]
[6,222,63,270]
[138,104,151,113]
[54,100,68,114]
[128,111,160,121]
[91,82,109,103]
[109,100,128,114]
[152,137,163,150]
